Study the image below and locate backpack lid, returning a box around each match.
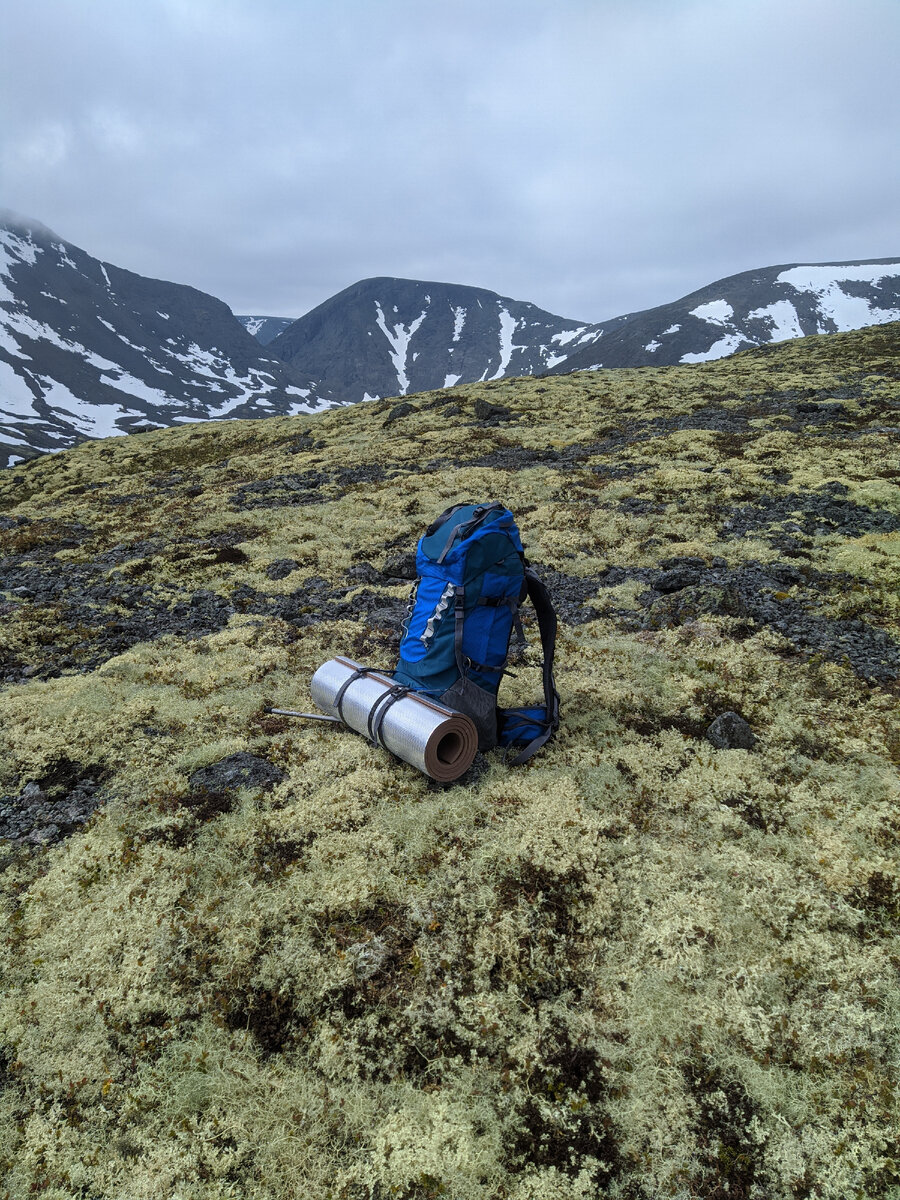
[420,502,516,564]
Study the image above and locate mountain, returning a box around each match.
[2,324,900,1197]
[3,209,899,466]
[0,213,328,468]
[266,265,900,400]
[235,314,295,344]
[550,258,900,373]
[266,276,602,403]
[264,262,900,402]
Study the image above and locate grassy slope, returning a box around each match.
[1,325,899,1199]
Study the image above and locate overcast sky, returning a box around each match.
[2,0,898,323]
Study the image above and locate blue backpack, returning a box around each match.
[391,502,560,763]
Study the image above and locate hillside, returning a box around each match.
[1,324,900,1199]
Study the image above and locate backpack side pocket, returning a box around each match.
[440,675,498,751]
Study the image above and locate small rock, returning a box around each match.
[473,399,512,422]
[382,553,418,580]
[706,712,757,751]
[384,402,415,425]
[188,752,285,794]
[26,824,60,844]
[265,559,300,581]
[643,585,743,630]
[654,567,702,593]
[287,433,314,454]
[660,556,707,571]
[364,603,409,632]
[768,563,804,587]
[346,562,384,584]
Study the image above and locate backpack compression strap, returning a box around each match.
[507,567,560,765]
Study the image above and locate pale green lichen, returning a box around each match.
[1,325,900,1198]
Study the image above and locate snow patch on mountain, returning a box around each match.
[84,351,120,372]
[691,300,734,325]
[551,325,589,347]
[285,387,321,415]
[4,308,101,358]
[0,232,38,303]
[0,228,40,278]
[778,264,900,330]
[490,307,523,380]
[98,370,178,408]
[748,300,804,341]
[55,244,78,271]
[374,300,428,394]
[0,359,37,414]
[43,380,144,438]
[680,333,749,363]
[0,323,29,361]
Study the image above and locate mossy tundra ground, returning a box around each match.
[1,324,899,1199]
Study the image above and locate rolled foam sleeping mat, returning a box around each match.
[310,656,478,783]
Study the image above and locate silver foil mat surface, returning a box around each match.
[310,657,478,782]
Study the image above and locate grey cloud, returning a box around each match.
[2,0,898,323]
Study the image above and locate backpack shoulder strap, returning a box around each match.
[507,567,560,764]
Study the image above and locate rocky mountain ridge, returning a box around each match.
[3,210,899,465]
[262,276,601,404]
[554,258,900,374]
[259,262,900,406]
[0,214,326,469]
